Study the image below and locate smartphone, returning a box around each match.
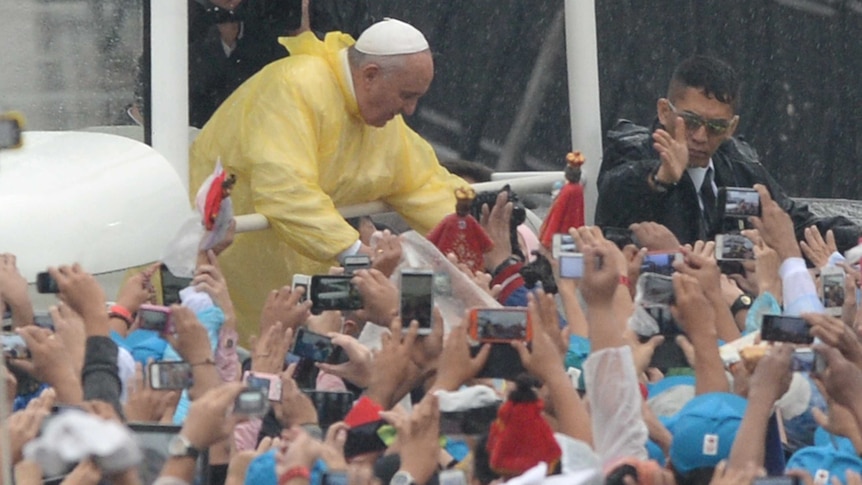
[820,267,845,317]
[761,314,813,344]
[160,264,192,306]
[322,472,349,485]
[148,361,193,390]
[291,327,348,364]
[2,332,30,359]
[243,371,283,401]
[714,234,754,261]
[753,477,801,485]
[233,389,270,417]
[304,390,355,429]
[559,253,584,279]
[552,233,577,258]
[640,251,682,276]
[310,275,363,313]
[139,304,173,333]
[718,187,761,219]
[33,312,55,331]
[341,255,371,275]
[637,273,675,308]
[400,269,434,334]
[468,308,531,343]
[292,274,311,303]
[36,271,59,294]
[603,226,638,249]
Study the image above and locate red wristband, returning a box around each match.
[108,304,134,328]
[278,466,310,485]
[618,275,631,287]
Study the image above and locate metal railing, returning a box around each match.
[234,171,564,234]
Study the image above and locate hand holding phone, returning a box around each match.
[310,275,363,313]
[558,253,584,279]
[820,267,846,317]
[640,251,682,276]
[761,315,813,344]
[36,271,60,294]
[552,233,577,258]
[2,332,30,359]
[291,274,311,303]
[714,234,754,261]
[243,371,283,401]
[718,187,761,219]
[291,328,348,364]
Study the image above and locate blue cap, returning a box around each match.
[787,445,862,485]
[666,392,747,473]
[244,449,277,485]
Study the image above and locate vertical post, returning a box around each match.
[149,0,189,190]
[564,0,603,224]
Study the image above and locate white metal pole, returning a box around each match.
[564,0,603,224]
[150,0,189,190]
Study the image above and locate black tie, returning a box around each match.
[700,168,716,232]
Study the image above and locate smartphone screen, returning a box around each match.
[292,328,347,364]
[160,264,192,306]
[400,270,434,333]
[761,315,813,344]
[139,305,172,333]
[640,252,681,276]
[310,275,363,312]
[2,332,30,359]
[342,255,371,275]
[821,269,845,316]
[715,234,754,261]
[148,361,193,390]
[471,308,530,343]
[36,271,60,294]
[719,187,761,218]
[559,253,584,279]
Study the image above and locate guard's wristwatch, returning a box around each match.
[650,169,677,193]
[168,434,201,459]
[730,294,753,316]
[390,470,417,485]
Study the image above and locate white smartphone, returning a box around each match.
[714,234,754,261]
[148,361,194,390]
[292,274,311,303]
[559,253,584,279]
[820,266,845,317]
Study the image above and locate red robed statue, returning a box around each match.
[539,151,585,248]
[427,187,494,273]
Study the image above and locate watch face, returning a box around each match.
[168,435,191,456]
[741,295,752,305]
[390,471,416,485]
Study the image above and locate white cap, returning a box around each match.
[354,18,429,56]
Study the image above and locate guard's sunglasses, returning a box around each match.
[667,100,734,137]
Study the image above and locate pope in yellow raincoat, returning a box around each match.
[189,20,464,339]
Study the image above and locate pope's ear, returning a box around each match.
[360,63,383,85]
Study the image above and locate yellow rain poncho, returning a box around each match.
[189,31,464,340]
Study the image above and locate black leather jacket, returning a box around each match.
[595,119,860,252]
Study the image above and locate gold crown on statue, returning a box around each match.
[566,151,585,168]
[455,187,476,200]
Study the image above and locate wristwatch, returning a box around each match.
[650,169,677,193]
[390,471,417,485]
[168,434,201,459]
[730,294,753,316]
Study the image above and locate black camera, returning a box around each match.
[471,185,527,260]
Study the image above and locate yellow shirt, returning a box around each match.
[189,31,463,339]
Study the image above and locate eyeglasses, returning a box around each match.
[666,100,734,137]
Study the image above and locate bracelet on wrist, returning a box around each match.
[279,466,311,485]
[108,305,134,329]
[190,357,215,367]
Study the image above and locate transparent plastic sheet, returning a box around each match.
[393,231,501,332]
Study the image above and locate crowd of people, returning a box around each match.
[5,5,862,485]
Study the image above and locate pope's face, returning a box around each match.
[356,52,434,127]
